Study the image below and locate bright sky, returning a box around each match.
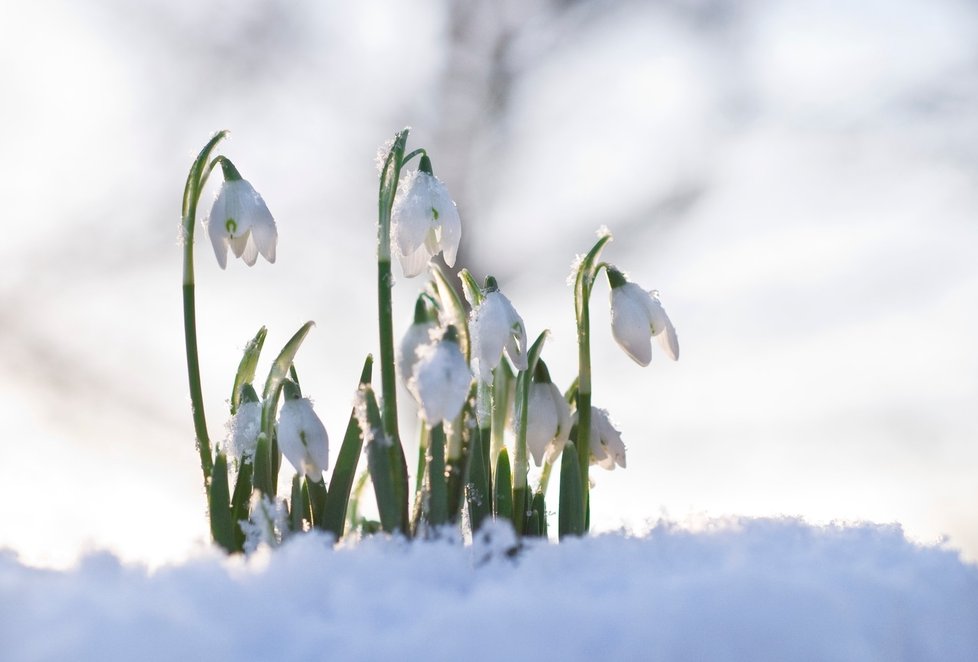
[1,0,976,568]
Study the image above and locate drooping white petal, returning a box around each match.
[470,293,510,383]
[204,178,276,269]
[610,283,654,366]
[410,339,472,424]
[656,313,680,361]
[524,382,571,467]
[240,235,260,266]
[544,383,572,465]
[398,321,436,388]
[246,198,277,264]
[391,171,434,270]
[277,398,329,481]
[503,303,528,371]
[431,181,461,267]
[390,169,462,276]
[589,407,626,470]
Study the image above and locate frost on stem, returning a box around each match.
[354,385,389,448]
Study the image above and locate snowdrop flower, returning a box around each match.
[276,385,329,482]
[398,295,439,389]
[608,267,679,366]
[390,156,461,277]
[205,158,277,269]
[522,361,571,467]
[409,326,472,425]
[588,407,626,470]
[469,278,528,383]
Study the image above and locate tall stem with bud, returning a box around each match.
[572,231,612,533]
[181,130,229,487]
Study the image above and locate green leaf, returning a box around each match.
[258,321,315,496]
[465,427,491,533]
[322,355,373,537]
[493,448,513,522]
[231,326,267,414]
[558,442,584,539]
[208,452,234,552]
[426,423,449,528]
[430,263,470,360]
[289,474,304,532]
[307,477,328,528]
[458,268,484,308]
[512,330,549,535]
[253,433,273,496]
[229,460,253,551]
[529,492,547,538]
[363,385,401,533]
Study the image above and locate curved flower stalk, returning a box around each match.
[469,277,528,384]
[523,361,571,467]
[276,381,329,483]
[608,267,679,365]
[390,155,461,278]
[204,158,277,269]
[587,407,626,470]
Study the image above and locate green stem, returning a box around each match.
[377,129,411,531]
[573,233,612,531]
[428,423,448,527]
[180,131,228,487]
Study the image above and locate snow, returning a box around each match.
[2,519,975,661]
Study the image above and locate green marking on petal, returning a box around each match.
[431,207,439,220]
[225,218,237,234]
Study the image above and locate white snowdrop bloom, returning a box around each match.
[205,175,277,269]
[276,397,329,481]
[226,400,262,462]
[390,164,461,277]
[524,381,572,467]
[609,269,679,366]
[470,287,527,383]
[398,320,437,389]
[588,407,626,470]
[409,327,472,425]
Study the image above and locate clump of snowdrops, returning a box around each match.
[180,129,679,552]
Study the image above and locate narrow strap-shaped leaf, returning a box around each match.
[493,448,513,522]
[289,474,304,532]
[253,434,273,496]
[426,423,449,528]
[258,321,315,497]
[208,452,234,552]
[322,355,373,537]
[529,492,547,538]
[363,385,401,533]
[231,326,267,414]
[465,427,491,533]
[558,442,584,539]
[430,263,470,360]
[229,460,253,551]
[458,268,484,308]
[307,477,328,529]
[512,331,549,536]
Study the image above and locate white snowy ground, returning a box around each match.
[3,519,977,661]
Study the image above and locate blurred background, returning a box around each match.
[1,0,976,568]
